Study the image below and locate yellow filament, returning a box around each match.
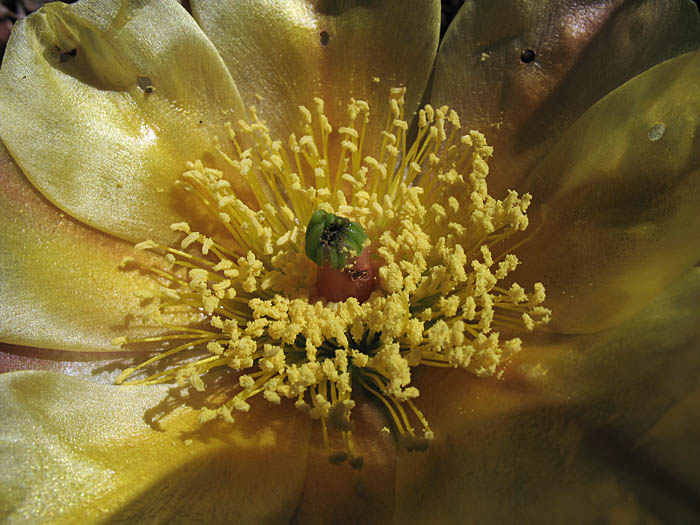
[116,88,550,465]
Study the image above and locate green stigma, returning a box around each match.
[305,210,368,270]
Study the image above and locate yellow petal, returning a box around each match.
[0,0,246,244]
[432,0,700,197]
[0,371,311,522]
[514,50,700,333]
[0,143,170,352]
[190,0,440,156]
[293,397,397,522]
[395,266,700,522]
[0,342,120,381]
[504,267,700,435]
[636,384,700,498]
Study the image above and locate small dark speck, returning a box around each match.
[59,48,77,63]
[520,49,536,63]
[137,75,154,93]
[199,120,203,124]
[320,30,330,46]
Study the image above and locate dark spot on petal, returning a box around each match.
[320,30,330,46]
[59,48,77,62]
[328,451,348,464]
[520,48,536,63]
[349,456,364,470]
[137,76,154,93]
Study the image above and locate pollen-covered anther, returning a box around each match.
[118,88,551,466]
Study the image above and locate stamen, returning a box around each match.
[117,89,550,466]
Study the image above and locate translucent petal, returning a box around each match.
[514,50,700,333]
[191,0,440,156]
[0,371,311,522]
[395,266,700,523]
[0,342,122,382]
[0,0,247,244]
[432,0,700,197]
[0,143,174,352]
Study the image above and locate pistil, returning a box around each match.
[305,210,375,302]
[115,88,551,466]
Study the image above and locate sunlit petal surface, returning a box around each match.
[191,0,440,156]
[0,0,247,244]
[0,371,311,522]
[0,143,177,352]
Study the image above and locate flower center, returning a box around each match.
[113,88,550,467]
[305,210,374,303]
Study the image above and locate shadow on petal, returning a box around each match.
[0,370,312,523]
[394,267,700,523]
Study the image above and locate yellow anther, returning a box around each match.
[341,140,358,153]
[389,99,400,118]
[380,131,397,145]
[338,126,359,139]
[298,105,313,124]
[122,88,549,465]
[170,222,191,233]
[134,239,157,251]
[392,119,408,132]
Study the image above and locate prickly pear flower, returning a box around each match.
[1,0,700,522]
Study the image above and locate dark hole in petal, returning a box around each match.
[520,48,536,63]
[137,75,154,93]
[320,30,330,46]
[59,48,77,63]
